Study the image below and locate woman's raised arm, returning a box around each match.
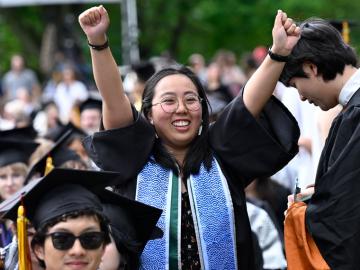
[243,10,300,118]
[79,5,133,129]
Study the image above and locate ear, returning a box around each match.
[302,62,318,76]
[34,244,45,261]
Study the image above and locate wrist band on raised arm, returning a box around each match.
[268,48,289,62]
[88,39,109,51]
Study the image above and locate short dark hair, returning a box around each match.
[280,18,358,86]
[31,208,110,268]
[141,65,213,179]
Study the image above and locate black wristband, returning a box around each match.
[268,48,289,62]
[88,39,109,51]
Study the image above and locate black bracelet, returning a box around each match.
[88,39,109,51]
[268,48,289,62]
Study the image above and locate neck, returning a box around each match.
[336,66,358,95]
[165,145,188,170]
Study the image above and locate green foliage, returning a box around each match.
[0,0,359,77]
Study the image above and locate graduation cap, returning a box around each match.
[0,139,39,168]
[329,20,357,44]
[97,189,162,255]
[131,61,155,83]
[25,130,81,183]
[79,91,103,113]
[0,126,38,141]
[44,122,87,143]
[0,168,122,229]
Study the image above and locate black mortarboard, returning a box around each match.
[0,126,38,141]
[25,130,81,182]
[329,20,356,44]
[97,189,162,255]
[79,92,103,113]
[44,122,87,143]
[0,139,39,167]
[132,61,155,83]
[0,168,122,229]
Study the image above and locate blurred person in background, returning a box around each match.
[1,54,41,103]
[204,62,234,122]
[79,93,103,135]
[214,49,247,97]
[53,65,89,123]
[188,53,207,85]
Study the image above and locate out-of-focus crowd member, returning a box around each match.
[26,130,88,183]
[44,122,92,169]
[246,201,287,270]
[33,101,62,137]
[188,53,207,85]
[0,139,39,247]
[213,49,247,97]
[53,65,89,123]
[1,54,41,103]
[204,62,234,122]
[79,92,103,135]
[127,62,155,111]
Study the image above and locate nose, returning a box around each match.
[68,239,86,256]
[176,99,187,113]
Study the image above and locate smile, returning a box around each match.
[172,120,190,127]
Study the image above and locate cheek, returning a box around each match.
[13,176,25,187]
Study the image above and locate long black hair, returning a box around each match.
[141,65,213,179]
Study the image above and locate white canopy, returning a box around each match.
[0,0,120,7]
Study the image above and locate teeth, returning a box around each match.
[173,120,190,127]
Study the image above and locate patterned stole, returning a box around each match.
[136,157,238,270]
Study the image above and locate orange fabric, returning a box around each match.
[284,201,330,270]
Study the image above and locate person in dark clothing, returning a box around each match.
[79,6,300,269]
[268,13,360,270]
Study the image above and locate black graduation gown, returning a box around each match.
[83,93,299,270]
[306,88,360,270]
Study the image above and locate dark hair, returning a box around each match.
[280,18,358,86]
[31,209,110,268]
[141,65,213,179]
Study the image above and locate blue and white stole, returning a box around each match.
[136,157,238,270]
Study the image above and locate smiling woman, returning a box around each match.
[79,6,301,270]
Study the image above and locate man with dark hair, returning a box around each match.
[271,16,359,270]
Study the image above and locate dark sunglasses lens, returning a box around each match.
[79,232,105,249]
[51,232,75,250]
[50,232,104,250]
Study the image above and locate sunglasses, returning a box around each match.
[45,231,105,250]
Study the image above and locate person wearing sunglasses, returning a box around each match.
[79,7,300,270]
[0,169,121,270]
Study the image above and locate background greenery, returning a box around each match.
[0,0,359,81]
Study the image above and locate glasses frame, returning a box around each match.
[151,94,203,114]
[45,231,105,250]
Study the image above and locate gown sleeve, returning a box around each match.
[209,90,300,186]
[83,107,155,182]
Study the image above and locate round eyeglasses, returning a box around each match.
[152,94,203,113]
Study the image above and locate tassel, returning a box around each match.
[17,198,32,270]
[44,156,54,176]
